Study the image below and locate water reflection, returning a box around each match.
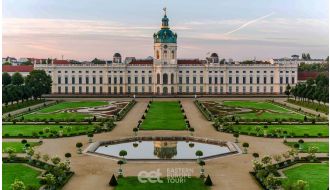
[153,141,177,159]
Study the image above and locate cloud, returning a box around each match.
[224,12,275,35]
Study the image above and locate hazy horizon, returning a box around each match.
[2,0,329,61]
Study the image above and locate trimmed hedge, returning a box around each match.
[287,99,329,115]
[116,100,136,121]
[250,157,328,190]
[3,99,46,114]
[194,100,213,121]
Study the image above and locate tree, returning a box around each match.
[264,174,281,189]
[65,153,72,162]
[242,142,249,154]
[133,127,138,137]
[233,133,239,143]
[252,153,259,160]
[25,70,52,99]
[198,160,206,178]
[195,150,203,160]
[204,175,213,186]
[109,174,118,186]
[51,156,61,165]
[119,150,127,159]
[42,154,50,163]
[117,160,125,176]
[43,173,56,189]
[3,72,11,86]
[87,133,94,143]
[188,127,195,136]
[298,139,304,151]
[12,72,24,85]
[285,84,291,99]
[11,179,25,190]
[76,142,83,154]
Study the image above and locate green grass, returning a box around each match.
[224,101,289,112]
[3,124,95,137]
[285,142,329,153]
[23,112,89,121]
[22,101,108,121]
[3,163,42,190]
[282,163,329,190]
[38,101,108,113]
[3,142,41,153]
[140,102,186,130]
[223,101,304,121]
[231,125,329,137]
[115,176,209,190]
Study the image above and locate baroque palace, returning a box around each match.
[35,10,298,96]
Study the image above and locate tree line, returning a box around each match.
[298,63,328,72]
[2,70,52,105]
[289,74,328,104]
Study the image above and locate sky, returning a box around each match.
[2,0,329,61]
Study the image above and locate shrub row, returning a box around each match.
[194,100,213,121]
[287,99,329,115]
[4,100,60,122]
[3,99,46,114]
[116,100,136,121]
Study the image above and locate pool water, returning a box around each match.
[95,140,231,160]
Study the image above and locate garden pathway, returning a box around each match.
[275,99,328,118]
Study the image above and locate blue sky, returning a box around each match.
[3,0,329,61]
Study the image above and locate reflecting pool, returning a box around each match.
[95,140,231,160]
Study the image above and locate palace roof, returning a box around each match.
[2,65,34,72]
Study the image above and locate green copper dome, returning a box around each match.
[153,13,177,43]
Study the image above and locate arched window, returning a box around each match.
[164,50,167,59]
[171,73,174,84]
[163,73,168,84]
[157,74,160,84]
[171,50,175,59]
[156,50,160,59]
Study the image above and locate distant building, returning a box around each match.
[270,58,326,65]
[34,9,298,96]
[2,57,18,65]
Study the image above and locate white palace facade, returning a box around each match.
[35,11,298,96]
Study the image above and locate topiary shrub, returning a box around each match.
[204,175,213,186]
[109,174,118,186]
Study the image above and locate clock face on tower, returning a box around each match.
[164,45,168,49]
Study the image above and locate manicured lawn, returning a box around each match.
[140,102,186,130]
[231,125,328,137]
[23,112,89,121]
[223,101,304,121]
[282,163,329,190]
[3,142,41,153]
[38,101,108,113]
[3,163,42,190]
[285,142,329,153]
[223,101,288,112]
[116,176,209,190]
[3,124,95,137]
[22,101,108,121]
